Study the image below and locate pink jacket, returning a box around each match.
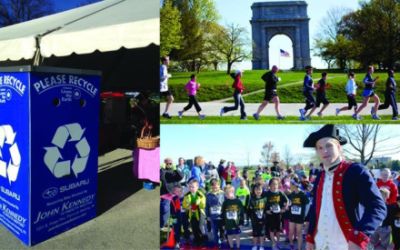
[185,80,200,96]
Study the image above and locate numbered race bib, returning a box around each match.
[395,219,400,228]
[291,205,301,215]
[256,210,264,219]
[210,206,221,215]
[226,211,238,220]
[271,204,281,214]
[180,207,185,213]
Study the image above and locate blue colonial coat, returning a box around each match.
[306,161,386,249]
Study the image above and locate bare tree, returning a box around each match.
[283,145,294,168]
[0,0,54,27]
[341,125,400,165]
[316,6,352,41]
[260,141,274,167]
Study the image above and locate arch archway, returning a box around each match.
[268,34,293,70]
[250,1,311,70]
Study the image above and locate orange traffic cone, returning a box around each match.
[161,228,176,249]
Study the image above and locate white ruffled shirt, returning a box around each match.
[315,161,349,250]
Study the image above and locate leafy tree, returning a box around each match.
[339,0,400,68]
[210,23,251,74]
[171,0,219,71]
[0,0,54,27]
[160,0,182,57]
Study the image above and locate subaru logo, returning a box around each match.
[42,187,58,199]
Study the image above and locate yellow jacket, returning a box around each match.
[183,191,206,221]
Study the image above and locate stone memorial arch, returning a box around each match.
[250,1,311,70]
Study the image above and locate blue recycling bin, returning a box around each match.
[0,66,100,245]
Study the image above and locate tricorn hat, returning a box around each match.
[303,124,347,148]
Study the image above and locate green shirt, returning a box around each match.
[248,195,267,221]
[221,198,243,230]
[265,190,288,214]
[235,187,250,206]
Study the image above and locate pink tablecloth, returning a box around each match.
[133,147,160,183]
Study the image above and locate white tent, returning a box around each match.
[0,0,159,64]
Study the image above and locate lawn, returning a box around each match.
[160,115,399,124]
[166,70,399,103]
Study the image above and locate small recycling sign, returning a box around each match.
[44,123,90,178]
[0,125,21,184]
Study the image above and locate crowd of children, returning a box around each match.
[161,157,400,250]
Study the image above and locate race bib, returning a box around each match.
[395,219,400,228]
[256,210,264,219]
[226,211,238,220]
[211,206,221,215]
[271,204,281,213]
[291,206,301,215]
[180,207,185,213]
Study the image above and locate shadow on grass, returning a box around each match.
[97,160,144,215]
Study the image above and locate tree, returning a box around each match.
[341,125,400,165]
[316,7,352,41]
[160,0,182,57]
[260,141,274,167]
[339,0,400,68]
[210,23,251,74]
[282,145,294,168]
[0,0,54,27]
[171,0,219,71]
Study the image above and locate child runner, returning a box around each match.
[266,177,289,250]
[336,71,358,116]
[170,185,184,249]
[236,178,251,226]
[299,66,317,120]
[220,70,247,120]
[205,178,225,247]
[178,74,205,119]
[249,183,267,250]
[315,72,330,117]
[378,69,398,120]
[353,65,381,120]
[288,178,309,250]
[182,179,206,245]
[221,185,244,249]
[253,65,284,120]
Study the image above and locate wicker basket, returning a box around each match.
[137,124,159,149]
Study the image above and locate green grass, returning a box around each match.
[166,70,400,103]
[160,115,399,124]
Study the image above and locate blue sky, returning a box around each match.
[214,0,360,70]
[160,125,400,166]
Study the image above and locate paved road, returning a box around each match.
[161,102,397,117]
[0,151,159,250]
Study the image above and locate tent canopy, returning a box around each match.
[0,0,159,62]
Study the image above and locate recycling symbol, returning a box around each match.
[0,125,21,184]
[44,123,90,178]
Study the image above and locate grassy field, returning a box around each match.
[166,70,399,103]
[160,115,399,124]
